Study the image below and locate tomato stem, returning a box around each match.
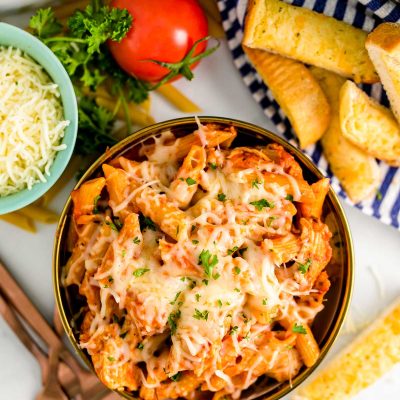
[146,36,220,89]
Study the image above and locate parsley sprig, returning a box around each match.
[292,323,307,334]
[29,3,142,156]
[198,250,219,278]
[250,199,275,211]
[193,308,209,320]
[168,310,181,335]
[298,258,312,274]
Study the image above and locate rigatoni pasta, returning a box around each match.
[64,123,333,399]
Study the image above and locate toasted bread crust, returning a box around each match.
[295,298,400,400]
[310,68,380,203]
[366,22,400,53]
[243,0,379,83]
[339,80,400,166]
[243,47,330,148]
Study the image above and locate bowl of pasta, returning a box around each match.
[54,116,353,400]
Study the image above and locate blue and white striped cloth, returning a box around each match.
[217,0,400,230]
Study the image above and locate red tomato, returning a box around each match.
[109,0,208,83]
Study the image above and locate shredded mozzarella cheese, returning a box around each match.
[0,46,69,196]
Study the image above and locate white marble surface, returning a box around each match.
[0,38,399,399]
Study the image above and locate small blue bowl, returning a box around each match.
[0,23,78,215]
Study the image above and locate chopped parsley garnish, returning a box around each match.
[229,326,239,335]
[233,266,241,275]
[121,249,126,257]
[106,220,119,232]
[376,189,383,201]
[198,249,218,278]
[136,343,144,351]
[292,323,307,334]
[119,331,128,339]
[170,372,181,382]
[217,299,223,308]
[139,214,156,231]
[234,288,240,293]
[262,298,267,306]
[170,291,182,305]
[213,272,221,280]
[227,246,238,255]
[168,310,181,335]
[188,279,197,289]
[186,177,196,186]
[285,194,294,202]
[133,268,150,277]
[191,224,196,232]
[195,294,201,302]
[193,308,209,320]
[208,162,217,170]
[202,279,209,286]
[217,193,226,202]
[108,276,114,283]
[107,356,115,362]
[298,259,312,274]
[250,199,274,211]
[133,236,140,244]
[192,239,199,245]
[93,195,101,214]
[251,179,262,189]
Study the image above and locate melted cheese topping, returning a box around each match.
[0,46,69,196]
[66,129,332,398]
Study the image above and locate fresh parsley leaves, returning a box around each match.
[251,179,262,189]
[217,193,226,202]
[170,291,182,305]
[250,199,274,211]
[198,250,218,278]
[285,194,294,202]
[292,323,307,334]
[298,259,312,274]
[93,194,101,214]
[186,177,196,186]
[132,268,150,277]
[229,326,239,335]
[227,246,238,255]
[29,3,147,157]
[105,218,121,232]
[168,310,181,335]
[193,308,209,320]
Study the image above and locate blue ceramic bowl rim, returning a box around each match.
[0,22,78,215]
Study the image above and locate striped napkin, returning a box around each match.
[217,0,400,230]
